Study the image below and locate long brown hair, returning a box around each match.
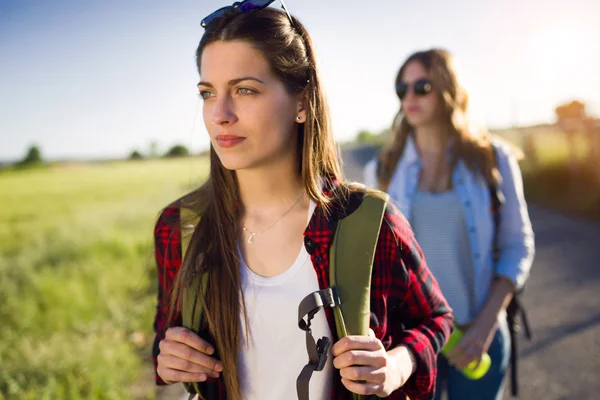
[166,8,343,400]
[377,48,500,191]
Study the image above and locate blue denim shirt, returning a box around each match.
[364,136,535,319]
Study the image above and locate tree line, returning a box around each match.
[10,143,197,168]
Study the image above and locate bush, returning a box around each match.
[523,161,600,221]
[129,150,143,160]
[356,130,378,143]
[355,129,388,146]
[17,145,43,167]
[164,145,189,158]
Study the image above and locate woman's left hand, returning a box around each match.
[331,331,415,397]
[447,316,497,370]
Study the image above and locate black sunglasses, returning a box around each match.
[396,78,433,100]
[201,0,292,28]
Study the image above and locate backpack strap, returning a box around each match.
[329,194,388,338]
[180,207,205,336]
[489,145,532,397]
[296,193,388,400]
[179,207,208,399]
[296,288,339,400]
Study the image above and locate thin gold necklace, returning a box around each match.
[242,190,304,244]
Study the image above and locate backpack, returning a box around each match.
[489,180,533,398]
[179,193,389,400]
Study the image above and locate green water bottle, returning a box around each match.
[441,327,491,380]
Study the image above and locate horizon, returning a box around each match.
[2,121,569,165]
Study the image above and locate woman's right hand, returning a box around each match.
[157,327,223,384]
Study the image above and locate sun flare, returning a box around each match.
[526,25,592,80]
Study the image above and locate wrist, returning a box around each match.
[390,345,417,378]
[474,307,499,330]
[405,345,417,375]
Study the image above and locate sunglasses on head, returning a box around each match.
[396,78,433,100]
[201,0,292,28]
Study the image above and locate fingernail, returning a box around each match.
[198,374,207,381]
[215,363,223,372]
[207,347,215,355]
[210,371,220,379]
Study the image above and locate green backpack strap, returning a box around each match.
[296,193,388,400]
[180,206,205,333]
[179,207,208,399]
[330,194,388,339]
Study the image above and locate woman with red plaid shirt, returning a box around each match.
[152,3,453,400]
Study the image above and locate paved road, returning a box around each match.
[503,207,600,400]
[160,146,600,400]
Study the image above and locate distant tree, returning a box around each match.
[583,117,600,185]
[164,144,189,158]
[17,145,43,167]
[356,130,377,143]
[355,129,387,146]
[555,100,586,133]
[129,150,143,160]
[149,141,159,158]
[555,100,589,193]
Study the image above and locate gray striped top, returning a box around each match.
[410,188,475,325]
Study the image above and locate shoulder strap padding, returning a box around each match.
[329,192,388,339]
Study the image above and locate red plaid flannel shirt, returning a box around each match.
[153,185,453,400]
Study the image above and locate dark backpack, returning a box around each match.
[489,182,533,397]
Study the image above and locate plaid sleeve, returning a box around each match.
[377,204,454,400]
[152,206,183,385]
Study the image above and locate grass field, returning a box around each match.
[0,157,209,399]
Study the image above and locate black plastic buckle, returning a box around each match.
[322,287,341,308]
[315,337,331,371]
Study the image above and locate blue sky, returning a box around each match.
[1,0,598,161]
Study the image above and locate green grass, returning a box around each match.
[0,157,209,399]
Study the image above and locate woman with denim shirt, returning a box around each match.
[364,49,535,400]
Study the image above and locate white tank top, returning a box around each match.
[237,201,333,400]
